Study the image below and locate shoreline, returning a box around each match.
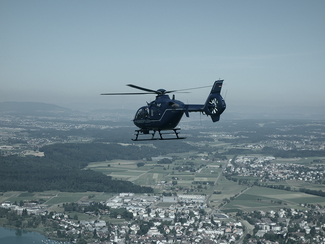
[0,224,70,243]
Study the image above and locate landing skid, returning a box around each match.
[132,128,186,141]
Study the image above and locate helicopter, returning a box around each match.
[101,80,226,141]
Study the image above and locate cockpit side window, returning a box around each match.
[150,107,158,117]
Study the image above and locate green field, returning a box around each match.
[221,186,325,213]
[208,175,247,205]
[0,191,59,204]
[86,158,227,192]
[45,192,88,205]
[274,157,325,165]
[0,191,115,209]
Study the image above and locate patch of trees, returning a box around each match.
[0,143,153,193]
[63,202,110,214]
[173,165,196,172]
[157,158,172,164]
[299,188,325,197]
[263,233,286,243]
[262,147,325,158]
[136,220,154,235]
[0,207,9,218]
[262,184,291,192]
[3,209,50,229]
[109,208,133,220]
[40,143,157,163]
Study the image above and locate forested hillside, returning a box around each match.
[0,143,160,193]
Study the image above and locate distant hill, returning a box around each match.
[0,102,75,116]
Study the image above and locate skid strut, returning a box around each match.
[132,128,185,141]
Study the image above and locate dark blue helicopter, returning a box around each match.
[101,80,226,140]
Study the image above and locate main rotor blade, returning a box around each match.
[101,92,156,95]
[101,83,212,96]
[127,84,158,94]
[165,85,212,94]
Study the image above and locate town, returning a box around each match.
[1,190,325,243]
[225,156,325,185]
[1,105,325,243]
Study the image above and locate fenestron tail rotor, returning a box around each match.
[207,97,219,114]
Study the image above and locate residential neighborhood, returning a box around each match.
[225,156,325,184]
[1,191,325,243]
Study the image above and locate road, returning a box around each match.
[205,163,224,204]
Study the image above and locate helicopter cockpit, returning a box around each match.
[134,106,160,120]
[134,107,149,120]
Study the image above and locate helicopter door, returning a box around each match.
[149,107,159,119]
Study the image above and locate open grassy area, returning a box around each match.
[0,191,110,205]
[221,186,325,213]
[45,193,88,205]
[274,157,325,165]
[208,175,247,206]
[285,180,325,191]
[0,191,59,204]
[86,157,225,188]
[15,149,318,216]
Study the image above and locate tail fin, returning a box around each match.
[203,80,226,122]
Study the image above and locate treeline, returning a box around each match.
[40,143,157,164]
[299,188,325,197]
[261,147,325,158]
[220,147,325,158]
[0,143,155,193]
[63,202,110,214]
[2,208,49,229]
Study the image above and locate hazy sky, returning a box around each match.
[1,0,324,116]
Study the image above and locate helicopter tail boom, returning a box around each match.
[185,80,226,122]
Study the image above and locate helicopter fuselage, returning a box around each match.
[102,80,226,140]
[133,95,185,133]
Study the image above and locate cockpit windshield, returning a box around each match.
[135,107,149,120]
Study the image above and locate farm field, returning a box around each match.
[274,157,325,165]
[86,157,242,210]
[62,144,325,217]
[285,180,325,191]
[221,186,325,213]
[0,191,115,208]
[0,191,59,204]
[86,157,228,194]
[85,154,325,214]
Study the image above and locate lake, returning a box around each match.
[0,227,71,244]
